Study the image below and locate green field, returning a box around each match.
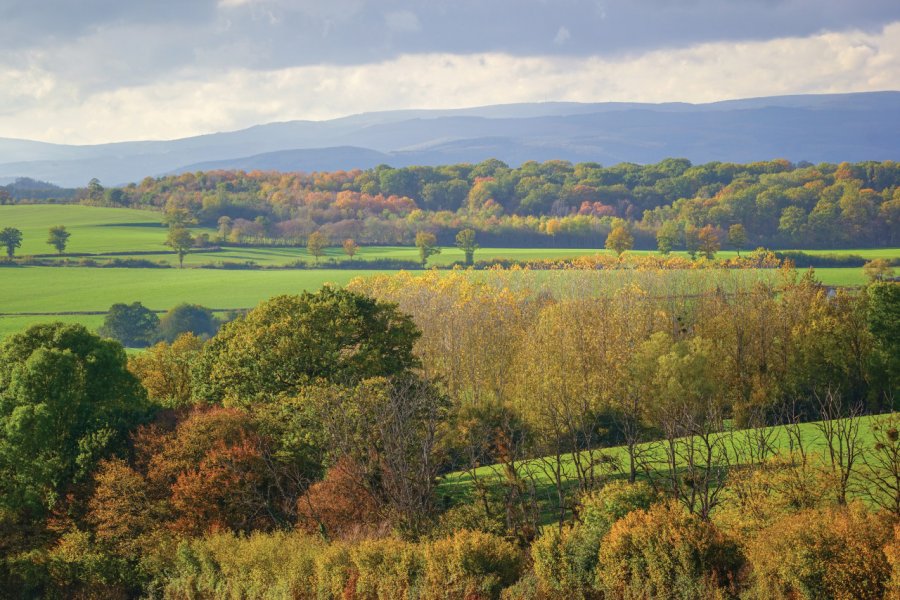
[440,414,885,521]
[0,204,218,255]
[0,204,893,340]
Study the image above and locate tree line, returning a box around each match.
[65,158,900,249]
[0,271,897,597]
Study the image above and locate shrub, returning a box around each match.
[423,530,524,600]
[579,480,658,535]
[350,538,425,600]
[744,503,893,600]
[432,500,507,540]
[314,542,355,600]
[531,481,656,599]
[886,523,900,599]
[595,502,741,600]
[165,531,323,600]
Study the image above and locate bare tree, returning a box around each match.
[814,388,864,505]
[859,411,900,517]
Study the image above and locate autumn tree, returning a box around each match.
[166,225,194,268]
[128,333,205,408]
[0,227,23,259]
[864,259,895,282]
[46,225,71,255]
[455,228,478,266]
[415,231,440,267]
[306,230,328,264]
[305,376,449,537]
[605,223,634,256]
[684,224,700,259]
[697,224,721,259]
[192,287,421,406]
[342,238,359,260]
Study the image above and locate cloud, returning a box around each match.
[554,26,571,46]
[2,22,898,144]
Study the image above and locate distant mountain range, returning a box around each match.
[1,92,898,188]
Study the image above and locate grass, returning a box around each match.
[0,204,216,255]
[439,414,886,522]
[0,204,891,339]
[0,267,381,314]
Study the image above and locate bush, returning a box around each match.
[744,503,893,600]
[432,500,507,540]
[595,502,741,600]
[423,530,524,600]
[165,531,323,600]
[531,481,656,599]
[314,542,354,600]
[351,538,425,600]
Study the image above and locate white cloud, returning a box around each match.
[1,22,898,144]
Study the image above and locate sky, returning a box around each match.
[1,0,899,144]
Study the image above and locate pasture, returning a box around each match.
[0,204,892,339]
[439,414,886,522]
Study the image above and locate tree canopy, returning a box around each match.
[192,286,421,406]
[0,323,148,516]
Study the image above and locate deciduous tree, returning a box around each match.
[99,302,160,348]
[46,225,70,255]
[605,224,633,256]
[341,238,358,259]
[165,226,193,268]
[415,231,440,267]
[454,228,478,266]
[0,227,22,259]
[192,287,420,406]
[306,231,328,264]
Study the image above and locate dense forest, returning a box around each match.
[1,267,898,598]
[65,158,900,249]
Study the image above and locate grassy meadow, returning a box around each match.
[0,204,894,339]
[440,414,885,522]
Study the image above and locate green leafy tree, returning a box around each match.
[0,323,148,517]
[46,225,71,255]
[157,303,219,343]
[307,231,328,264]
[166,225,194,268]
[99,302,160,348]
[454,228,478,266]
[0,227,23,259]
[867,282,900,402]
[192,287,421,406]
[656,221,680,255]
[416,231,440,267]
[605,223,634,256]
[727,223,748,256]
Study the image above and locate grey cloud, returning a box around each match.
[0,0,898,122]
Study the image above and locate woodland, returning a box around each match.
[0,264,898,599]
[58,158,900,249]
